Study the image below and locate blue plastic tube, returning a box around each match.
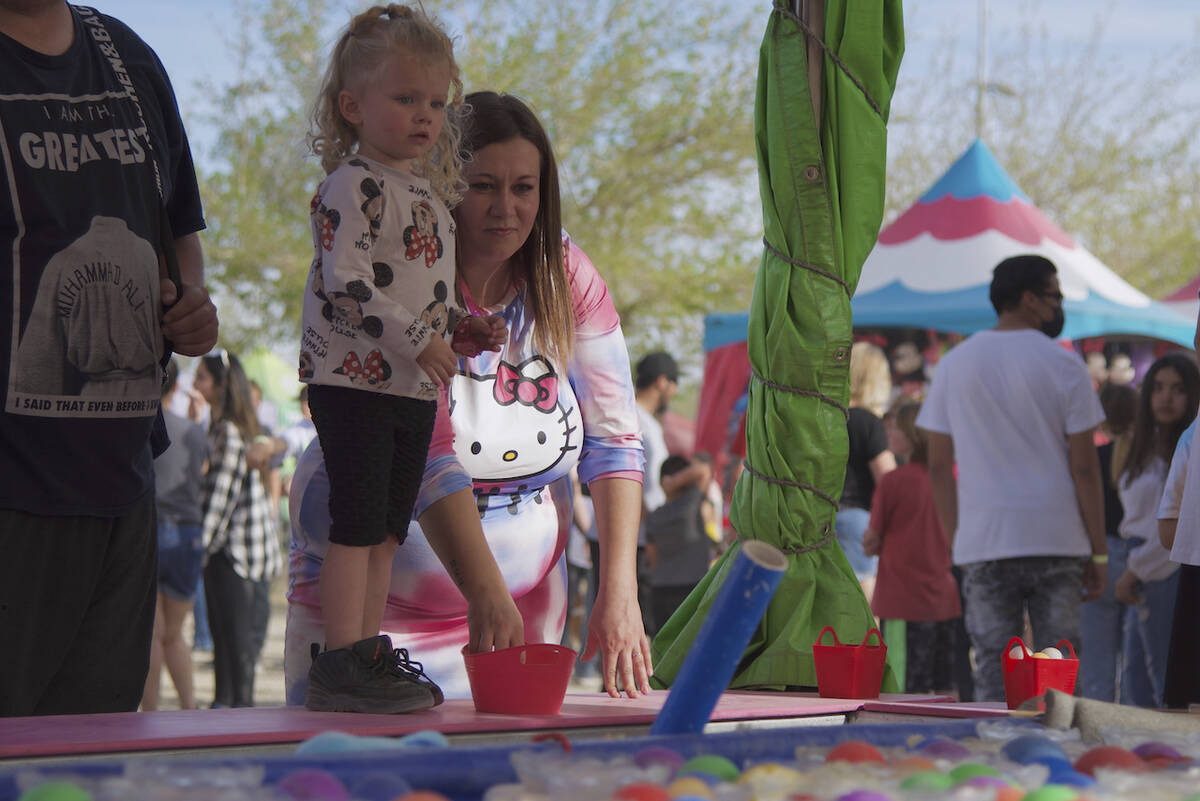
[650,539,788,735]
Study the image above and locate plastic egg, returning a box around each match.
[1009,644,1026,659]
[678,755,739,782]
[1020,786,1079,801]
[613,782,672,801]
[395,793,454,801]
[1039,647,1064,659]
[277,768,350,801]
[915,737,971,759]
[948,762,1001,783]
[835,791,893,801]
[898,770,955,791]
[348,771,413,801]
[16,783,92,801]
[825,740,886,764]
[891,755,937,774]
[634,746,687,779]
[738,763,805,796]
[1003,735,1069,765]
[1132,741,1185,764]
[1074,745,1146,776]
[666,777,714,799]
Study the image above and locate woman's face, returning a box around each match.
[455,137,541,270]
[1150,365,1188,427]
[193,360,221,405]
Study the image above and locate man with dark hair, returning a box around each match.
[0,0,217,716]
[917,254,1107,702]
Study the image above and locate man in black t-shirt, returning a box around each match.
[0,0,218,716]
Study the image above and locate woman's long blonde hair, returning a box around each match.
[849,341,892,418]
[310,4,466,206]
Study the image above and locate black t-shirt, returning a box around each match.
[0,6,205,515]
[841,406,888,510]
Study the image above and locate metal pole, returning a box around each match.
[976,0,988,139]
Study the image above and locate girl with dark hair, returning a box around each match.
[194,350,282,707]
[862,402,961,693]
[1110,352,1199,706]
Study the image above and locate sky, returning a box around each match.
[94,0,1200,163]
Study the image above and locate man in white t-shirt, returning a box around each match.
[917,254,1107,702]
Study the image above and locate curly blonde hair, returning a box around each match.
[849,341,892,418]
[310,4,466,206]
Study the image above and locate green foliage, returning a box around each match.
[196,0,761,361]
[885,12,1200,299]
[194,0,329,354]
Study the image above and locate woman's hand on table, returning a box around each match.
[583,587,652,698]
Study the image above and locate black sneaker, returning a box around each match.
[305,635,435,713]
[387,646,444,706]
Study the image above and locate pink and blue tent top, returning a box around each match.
[706,139,1195,354]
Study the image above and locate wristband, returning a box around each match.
[1090,554,1108,564]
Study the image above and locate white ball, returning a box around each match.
[1039,647,1063,659]
[1009,644,1025,660]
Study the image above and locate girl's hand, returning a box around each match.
[465,587,525,653]
[1113,568,1139,606]
[862,528,881,557]
[451,314,508,357]
[417,336,458,386]
[582,587,652,698]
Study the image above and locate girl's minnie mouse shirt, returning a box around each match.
[299,155,458,401]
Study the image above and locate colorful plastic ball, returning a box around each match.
[914,737,971,760]
[1020,786,1079,801]
[634,746,686,778]
[295,731,362,754]
[891,755,937,774]
[1003,736,1069,765]
[16,782,93,801]
[898,770,955,791]
[666,777,714,799]
[348,771,414,801]
[277,768,350,801]
[1041,761,1096,789]
[738,763,805,796]
[948,762,1001,783]
[613,782,672,801]
[1074,746,1146,776]
[835,791,893,801]
[678,755,740,782]
[394,793,453,801]
[1132,741,1184,765]
[826,740,886,764]
[964,775,1012,789]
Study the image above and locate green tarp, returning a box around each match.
[652,0,904,690]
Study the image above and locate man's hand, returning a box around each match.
[416,335,458,386]
[1082,560,1108,602]
[161,281,218,357]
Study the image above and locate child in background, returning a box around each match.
[299,4,505,713]
[863,401,961,694]
[646,456,716,631]
[1110,354,1199,707]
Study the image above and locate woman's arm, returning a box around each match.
[868,450,897,483]
[417,488,525,653]
[583,476,652,698]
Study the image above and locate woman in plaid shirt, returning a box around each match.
[195,351,282,707]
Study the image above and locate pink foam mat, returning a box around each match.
[0,691,954,759]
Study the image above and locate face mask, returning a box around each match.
[1041,306,1065,339]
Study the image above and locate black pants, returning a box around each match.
[0,497,157,716]
[204,549,270,708]
[1163,563,1200,709]
[651,584,694,633]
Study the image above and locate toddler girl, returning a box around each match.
[298,4,504,713]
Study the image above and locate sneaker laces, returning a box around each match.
[388,647,435,685]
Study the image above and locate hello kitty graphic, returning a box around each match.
[448,356,579,491]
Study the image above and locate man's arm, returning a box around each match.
[1067,428,1108,601]
[161,232,218,356]
[1160,518,1179,550]
[926,430,957,546]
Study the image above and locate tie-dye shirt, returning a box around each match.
[285,235,644,701]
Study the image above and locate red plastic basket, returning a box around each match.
[812,626,887,699]
[462,643,576,715]
[1002,636,1079,709]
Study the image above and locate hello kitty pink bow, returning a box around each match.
[494,361,557,413]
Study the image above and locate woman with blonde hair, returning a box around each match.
[836,342,896,600]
